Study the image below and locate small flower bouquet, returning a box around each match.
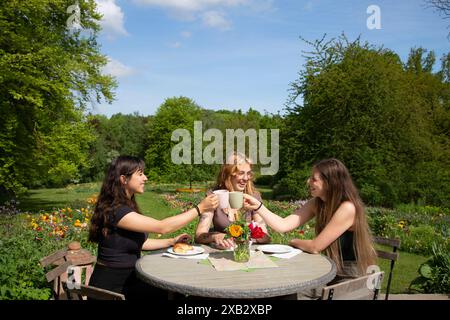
[225,219,266,262]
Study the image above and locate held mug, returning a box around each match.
[229,191,243,209]
[213,189,229,209]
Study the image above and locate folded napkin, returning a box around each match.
[162,252,209,260]
[270,248,302,259]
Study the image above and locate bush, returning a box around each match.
[366,207,398,238]
[0,204,96,299]
[409,242,450,294]
[366,205,449,256]
[272,168,310,200]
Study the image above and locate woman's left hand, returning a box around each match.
[173,233,191,245]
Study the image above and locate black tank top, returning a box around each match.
[339,230,356,261]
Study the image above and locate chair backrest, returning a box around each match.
[40,245,96,300]
[373,236,400,261]
[373,236,400,300]
[321,271,384,300]
[40,249,71,299]
[65,283,126,300]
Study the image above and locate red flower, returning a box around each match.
[298,230,305,235]
[248,223,265,239]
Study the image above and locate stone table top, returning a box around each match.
[135,245,336,299]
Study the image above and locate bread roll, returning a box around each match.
[173,242,193,253]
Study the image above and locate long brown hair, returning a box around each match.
[88,156,145,243]
[214,152,256,195]
[313,158,376,275]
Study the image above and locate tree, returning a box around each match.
[0,0,116,195]
[145,97,213,185]
[83,113,150,182]
[424,0,450,39]
[280,34,450,206]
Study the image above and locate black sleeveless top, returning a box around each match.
[339,231,356,261]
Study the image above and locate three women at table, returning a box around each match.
[195,152,271,249]
[88,155,219,299]
[243,158,376,278]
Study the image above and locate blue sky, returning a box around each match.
[91,0,449,117]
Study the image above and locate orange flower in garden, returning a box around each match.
[87,194,98,205]
[74,219,82,227]
[229,225,243,237]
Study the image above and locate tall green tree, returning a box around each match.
[145,96,212,184]
[84,113,150,181]
[0,0,116,195]
[280,35,450,206]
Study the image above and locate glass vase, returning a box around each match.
[233,240,250,263]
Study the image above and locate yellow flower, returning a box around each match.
[74,219,82,227]
[229,225,243,237]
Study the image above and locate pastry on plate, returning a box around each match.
[173,242,193,253]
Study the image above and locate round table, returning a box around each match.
[136,245,336,299]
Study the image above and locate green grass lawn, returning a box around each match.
[13,182,430,295]
[375,244,429,294]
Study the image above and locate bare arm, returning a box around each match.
[142,233,191,250]
[194,211,219,244]
[289,201,356,253]
[117,208,198,234]
[141,238,175,250]
[194,211,234,248]
[117,194,218,234]
[249,197,316,233]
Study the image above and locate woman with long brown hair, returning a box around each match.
[243,158,376,279]
[195,152,271,249]
[88,156,218,299]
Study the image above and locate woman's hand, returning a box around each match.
[172,233,191,246]
[212,233,235,250]
[198,194,219,213]
[243,193,261,211]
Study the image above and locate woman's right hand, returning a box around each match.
[198,194,219,213]
[212,233,235,250]
[243,193,261,211]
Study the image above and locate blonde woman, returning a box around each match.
[195,153,271,249]
[243,158,376,278]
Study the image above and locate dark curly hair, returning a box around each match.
[88,156,145,243]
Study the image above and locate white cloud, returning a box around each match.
[169,41,182,48]
[202,11,231,30]
[133,0,249,12]
[132,0,270,30]
[180,31,192,38]
[95,0,128,38]
[102,57,136,78]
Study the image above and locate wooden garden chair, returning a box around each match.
[40,241,96,300]
[321,271,384,300]
[373,236,401,300]
[64,283,125,300]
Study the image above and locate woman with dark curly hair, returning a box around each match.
[88,156,218,299]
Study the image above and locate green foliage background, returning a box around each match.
[0,2,449,210]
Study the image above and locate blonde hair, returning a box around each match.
[313,158,376,275]
[215,152,256,195]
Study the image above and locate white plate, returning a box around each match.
[167,246,205,256]
[257,244,293,254]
